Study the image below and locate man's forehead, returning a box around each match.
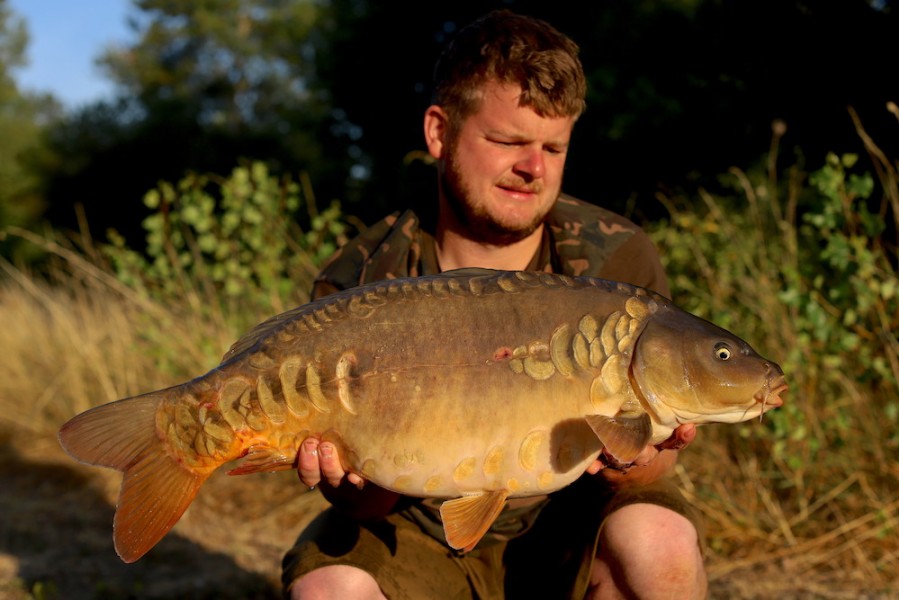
[470,79,575,117]
[469,82,575,136]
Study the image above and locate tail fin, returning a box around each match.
[58,392,209,563]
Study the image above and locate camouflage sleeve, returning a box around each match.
[310,212,405,301]
[596,229,671,298]
[310,278,341,301]
[547,195,670,297]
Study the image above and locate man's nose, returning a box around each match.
[512,148,545,180]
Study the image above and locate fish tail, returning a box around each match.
[58,391,209,563]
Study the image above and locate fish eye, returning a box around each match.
[714,342,732,361]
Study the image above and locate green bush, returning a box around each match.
[650,146,898,475]
[104,162,349,331]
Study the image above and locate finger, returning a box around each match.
[297,438,322,487]
[631,444,659,466]
[585,459,605,475]
[657,423,697,451]
[678,423,697,446]
[347,472,366,489]
[318,442,346,488]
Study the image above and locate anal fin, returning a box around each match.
[585,411,653,463]
[439,490,509,553]
[228,443,295,475]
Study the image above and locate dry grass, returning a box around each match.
[648,115,899,598]
[2,252,896,599]
[2,122,898,596]
[677,443,899,598]
[0,245,329,599]
[0,422,328,599]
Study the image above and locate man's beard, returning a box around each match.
[441,150,552,246]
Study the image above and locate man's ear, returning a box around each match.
[423,105,449,159]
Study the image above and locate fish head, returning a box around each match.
[631,306,787,426]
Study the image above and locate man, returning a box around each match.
[283,10,705,599]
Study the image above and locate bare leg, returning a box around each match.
[290,565,387,600]
[586,503,707,600]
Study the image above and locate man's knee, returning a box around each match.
[289,565,386,600]
[590,503,706,599]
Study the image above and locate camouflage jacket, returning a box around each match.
[312,194,670,299]
[311,193,670,544]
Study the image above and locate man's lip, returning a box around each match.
[497,185,539,198]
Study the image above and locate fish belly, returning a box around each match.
[300,345,605,499]
[208,271,651,494]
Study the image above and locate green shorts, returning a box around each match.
[282,476,703,599]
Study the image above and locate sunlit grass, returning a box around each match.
[0,232,249,434]
[0,229,321,598]
[649,112,899,596]
[1,120,897,596]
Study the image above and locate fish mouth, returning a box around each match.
[755,376,788,412]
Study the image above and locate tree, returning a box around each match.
[36,0,342,247]
[31,0,899,248]
[306,0,899,222]
[0,0,62,260]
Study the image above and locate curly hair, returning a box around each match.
[432,10,587,128]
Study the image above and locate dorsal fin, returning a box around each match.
[439,267,500,278]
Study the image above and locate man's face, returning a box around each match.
[434,82,576,244]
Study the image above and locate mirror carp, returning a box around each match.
[58,268,787,562]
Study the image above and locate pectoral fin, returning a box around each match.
[227,443,295,475]
[439,490,509,552]
[585,411,653,463]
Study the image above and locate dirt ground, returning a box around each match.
[0,426,329,599]
[2,426,896,600]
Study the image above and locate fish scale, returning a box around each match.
[58,268,787,562]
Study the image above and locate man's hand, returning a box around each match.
[296,437,400,521]
[585,424,697,487]
[297,437,364,489]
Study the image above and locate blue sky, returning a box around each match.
[8,0,133,109]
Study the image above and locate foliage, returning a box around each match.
[649,121,899,592]
[101,0,320,131]
[23,0,899,255]
[299,0,899,222]
[103,161,349,331]
[32,0,342,248]
[653,141,898,448]
[792,152,896,393]
[2,140,898,595]
[0,0,63,261]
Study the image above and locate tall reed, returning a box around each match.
[1,124,896,597]
[649,114,899,595]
